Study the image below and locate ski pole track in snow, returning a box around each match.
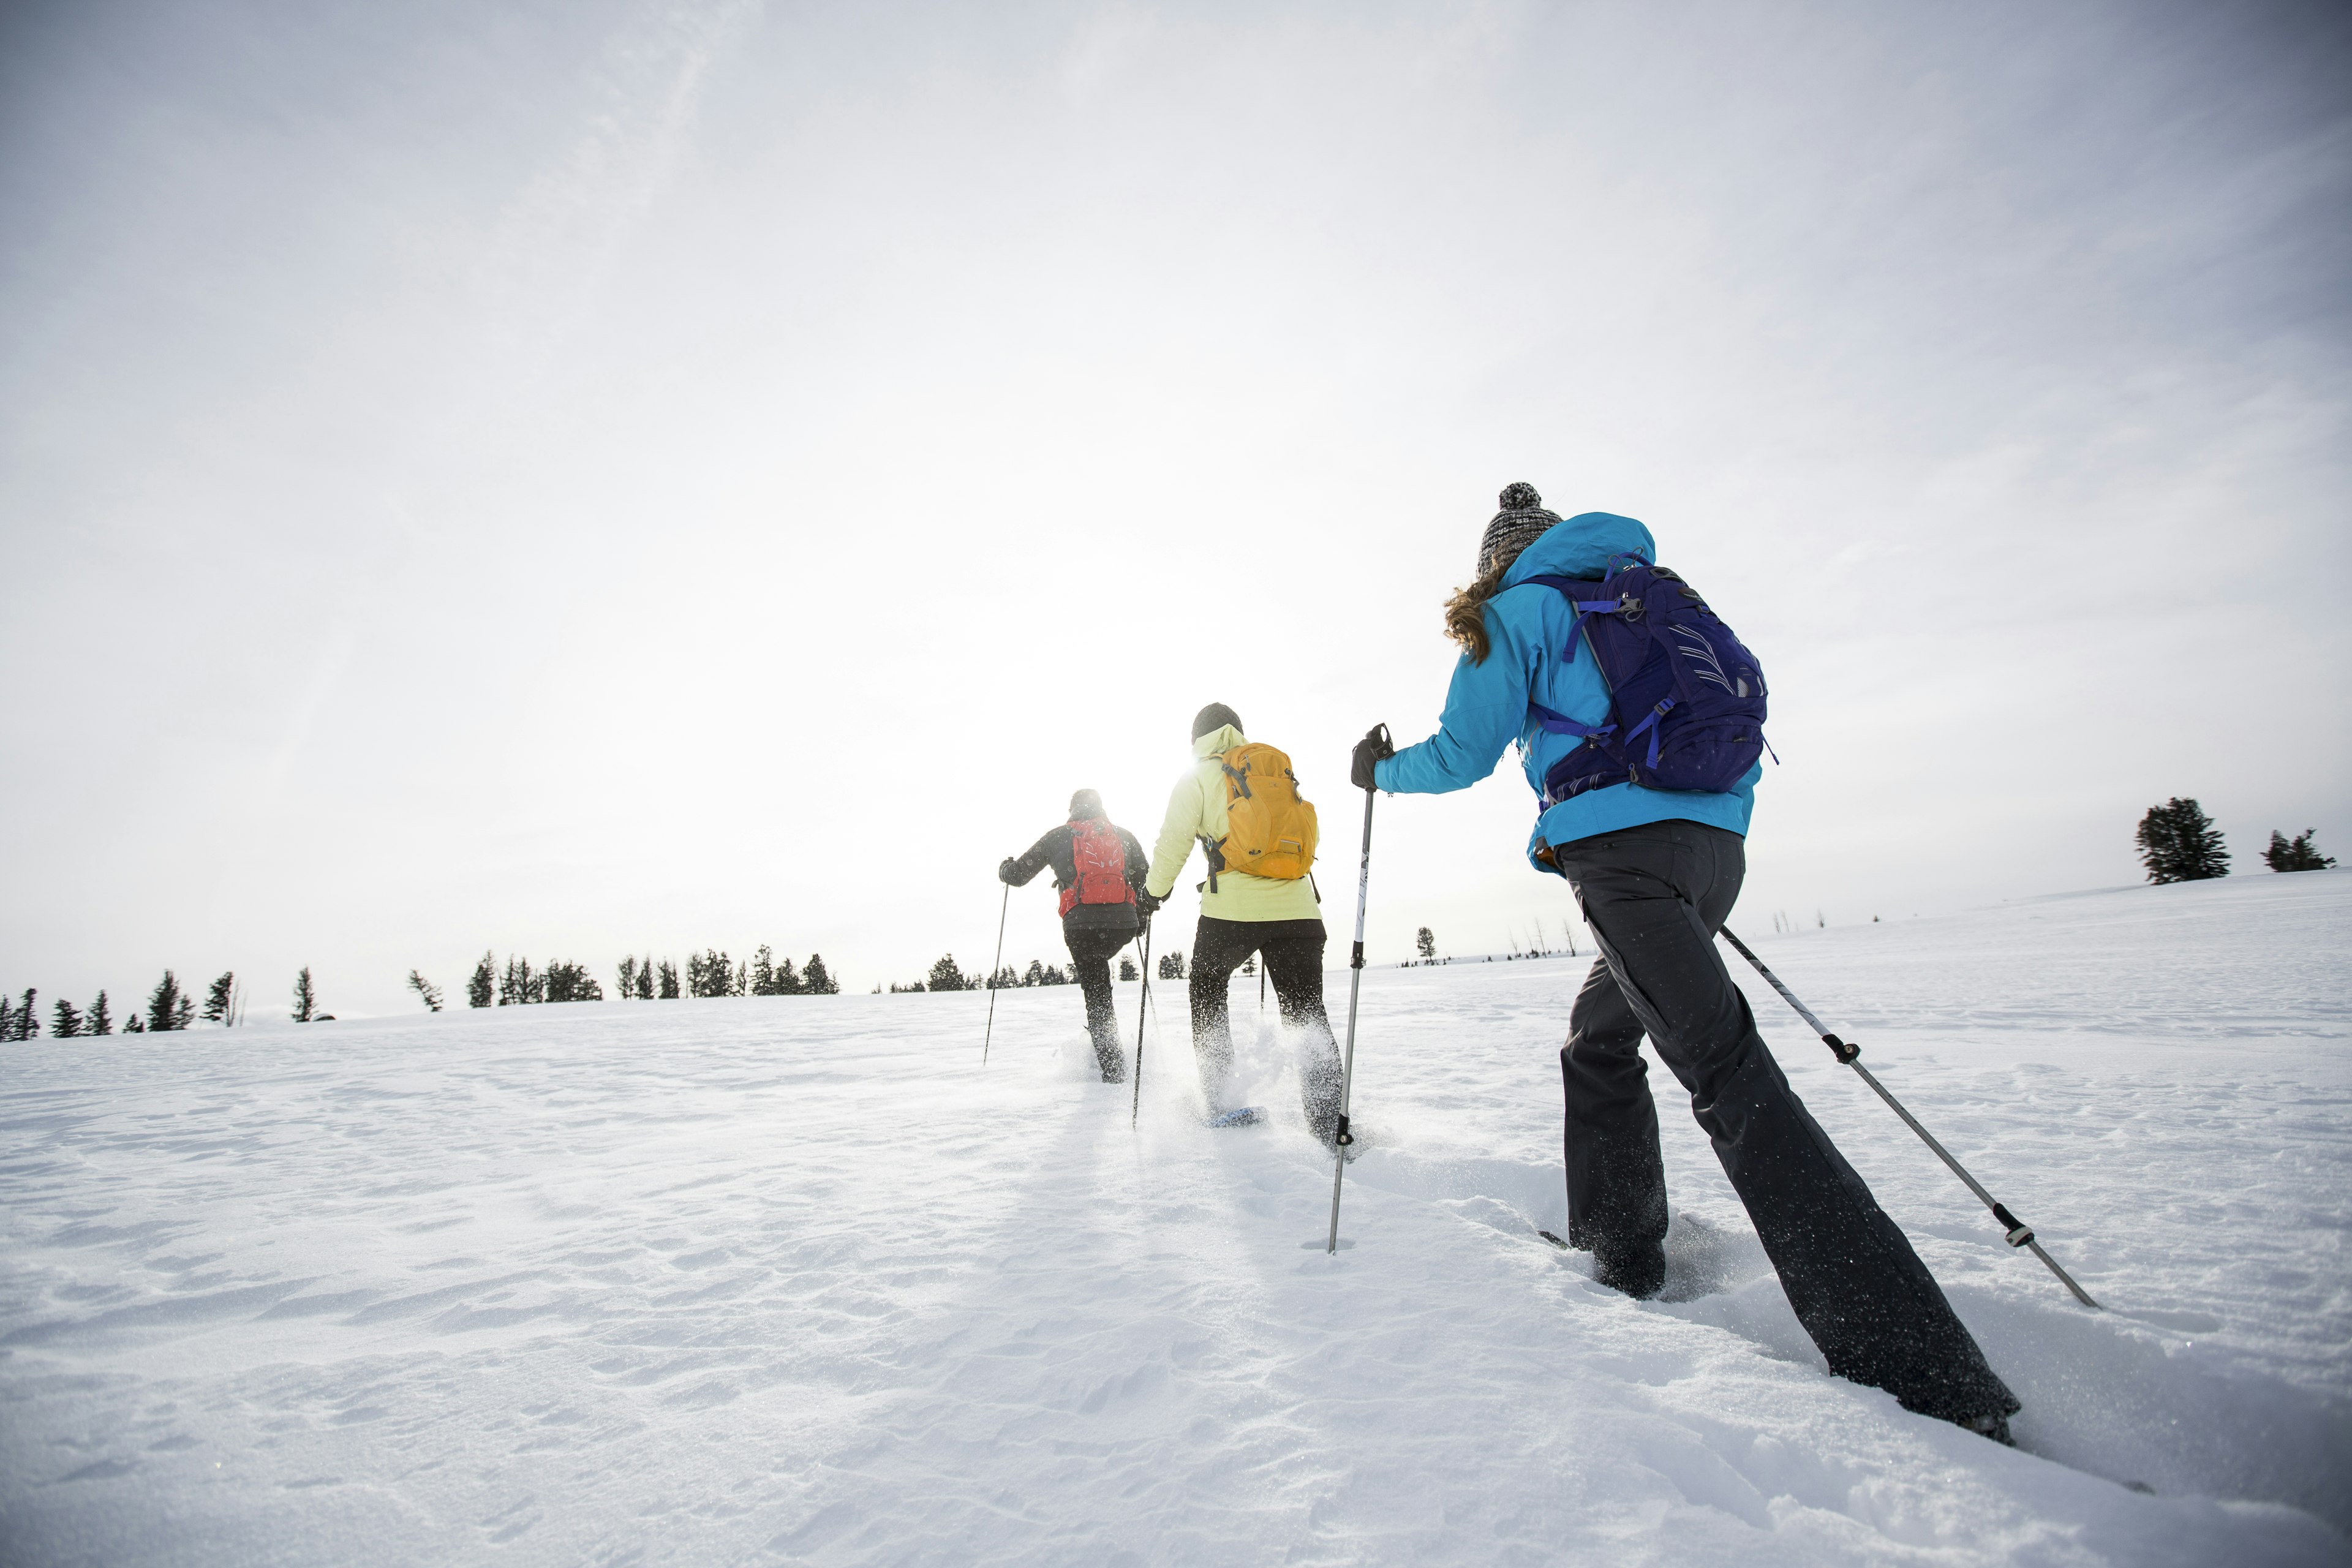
[1,872,2347,1564]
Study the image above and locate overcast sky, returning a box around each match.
[3,0,2346,1017]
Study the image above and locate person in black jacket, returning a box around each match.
[999,790,1152,1082]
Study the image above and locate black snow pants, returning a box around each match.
[1553,818,2017,1427]
[1188,916,1343,1142]
[1064,924,1132,1083]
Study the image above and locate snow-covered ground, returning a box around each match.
[4,872,2348,1566]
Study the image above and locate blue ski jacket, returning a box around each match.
[1372,511,1760,874]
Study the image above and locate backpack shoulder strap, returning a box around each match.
[1521,573,1630,666]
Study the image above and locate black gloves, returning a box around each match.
[1350,724,1395,791]
[1136,890,1163,917]
[998,857,1019,885]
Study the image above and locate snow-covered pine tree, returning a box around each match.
[2262,829,2335,872]
[1119,957,1137,981]
[290,967,315,1024]
[1158,950,1185,980]
[2135,797,2231,883]
[88,990,112,1036]
[469,951,496,1008]
[928,954,970,992]
[203,971,235,1024]
[802,954,837,995]
[51,997,81,1037]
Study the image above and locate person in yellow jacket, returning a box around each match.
[1141,703,1342,1141]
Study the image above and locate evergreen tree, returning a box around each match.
[658,958,680,999]
[686,949,723,997]
[125,1012,146,1033]
[1119,957,1137,981]
[636,958,655,1000]
[2261,829,2335,872]
[88,990,112,1036]
[617,955,639,999]
[543,961,601,1003]
[147,973,195,1034]
[1158,949,1185,980]
[469,951,496,1009]
[775,955,803,995]
[290,967,315,1024]
[406,970,445,1011]
[148,971,190,1031]
[51,998,82,1037]
[732,959,748,997]
[203,971,236,1024]
[1023,958,1046,987]
[750,946,775,995]
[499,956,524,1005]
[927,954,970,992]
[2,988,31,1041]
[1415,926,1436,960]
[2135,797,2231,883]
[801,954,837,995]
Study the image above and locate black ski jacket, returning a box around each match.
[1003,817,1150,935]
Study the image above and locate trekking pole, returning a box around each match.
[1718,926,2101,1310]
[981,883,1009,1065]
[1131,921,1154,1128]
[1325,726,1387,1254]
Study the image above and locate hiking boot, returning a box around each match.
[1591,1246,1664,1300]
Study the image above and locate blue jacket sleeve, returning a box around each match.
[1374,641,1532,796]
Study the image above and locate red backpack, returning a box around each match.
[1059,817,1136,916]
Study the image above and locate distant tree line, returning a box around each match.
[884,950,1158,993]
[447,945,839,1009]
[2,967,289,1040]
[2135,799,2333,884]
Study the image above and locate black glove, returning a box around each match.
[998,857,1019,885]
[1136,889,1163,917]
[1350,724,1395,791]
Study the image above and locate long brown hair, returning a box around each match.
[1443,560,1511,665]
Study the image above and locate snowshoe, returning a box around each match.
[1207,1106,1265,1128]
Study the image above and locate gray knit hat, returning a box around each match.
[1476,481,1561,576]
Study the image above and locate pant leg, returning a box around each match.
[1556,820,2016,1425]
[1063,925,1129,1082]
[1187,918,1253,1111]
[1563,954,1670,1295]
[1261,929,1341,1144]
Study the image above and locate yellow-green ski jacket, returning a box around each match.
[1143,724,1325,923]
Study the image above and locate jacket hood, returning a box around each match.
[1193,723,1245,758]
[1499,511,1656,587]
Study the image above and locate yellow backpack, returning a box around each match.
[1204,742,1318,886]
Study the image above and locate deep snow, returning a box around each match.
[3,871,2348,1566]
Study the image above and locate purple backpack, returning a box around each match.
[1522,560,1770,804]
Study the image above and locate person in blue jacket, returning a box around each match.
[1351,482,2019,1441]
